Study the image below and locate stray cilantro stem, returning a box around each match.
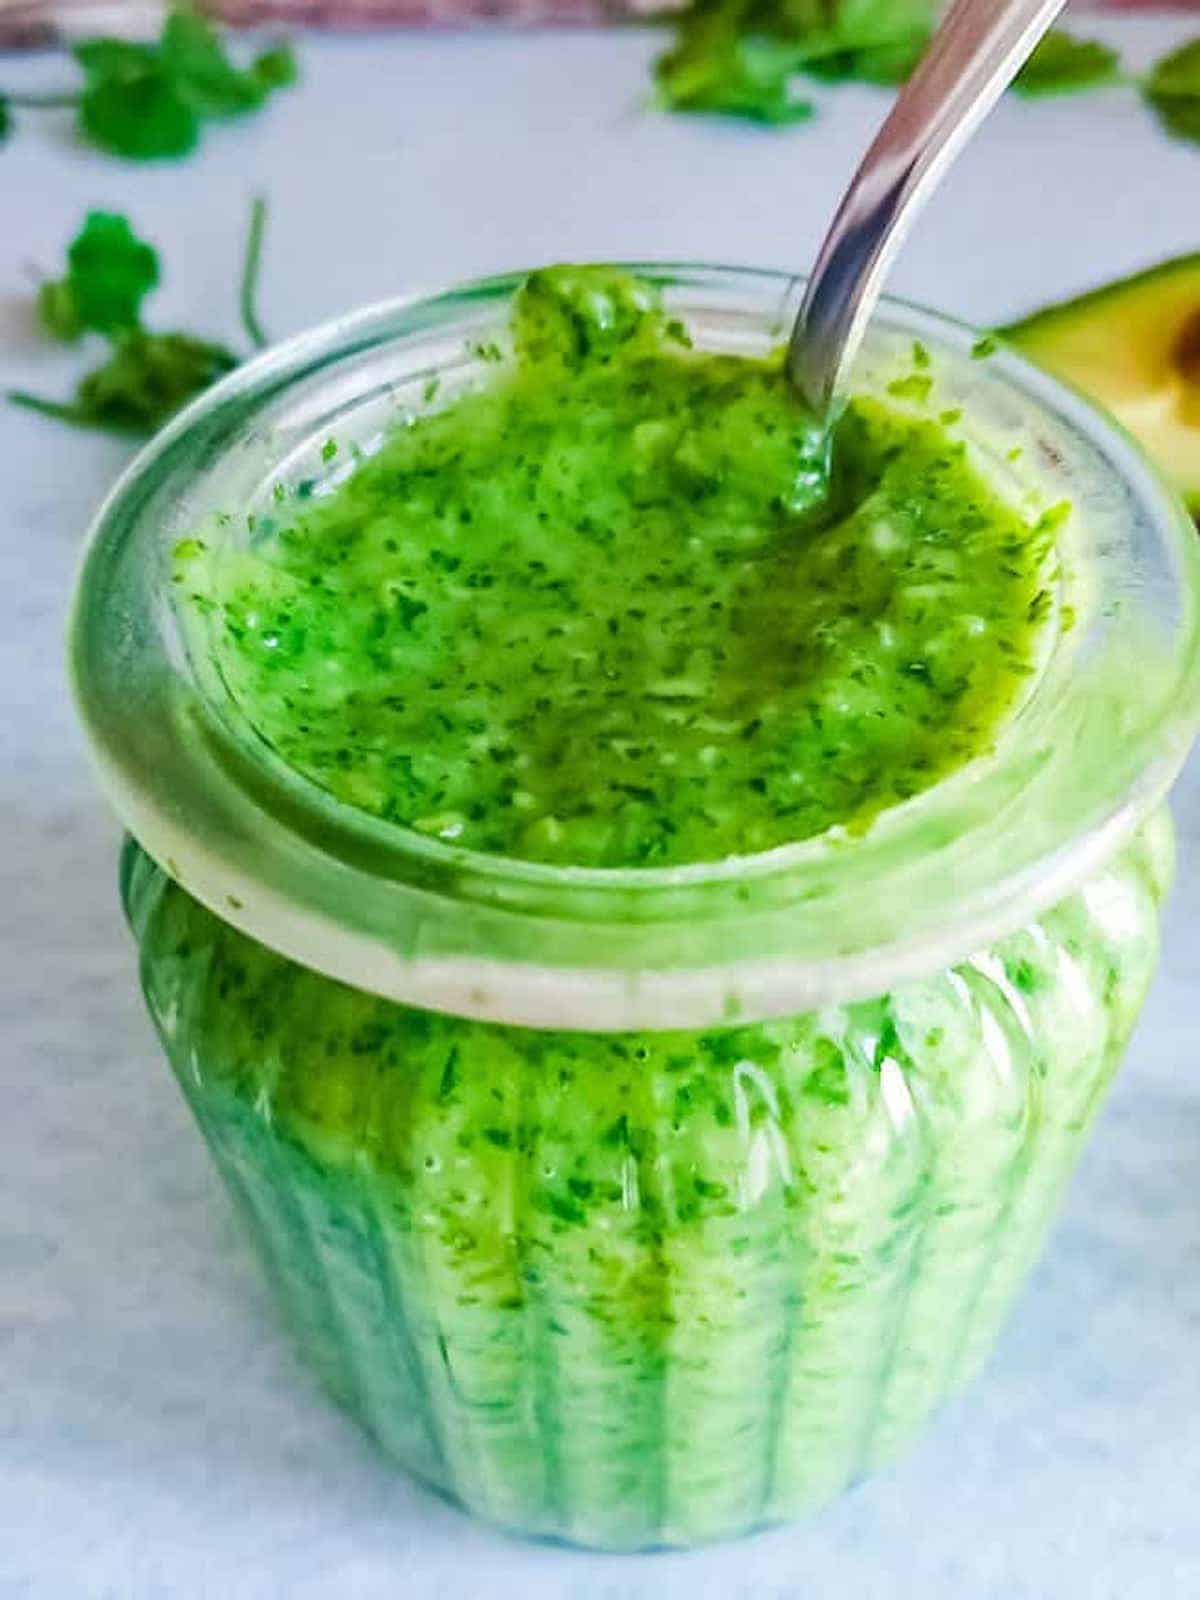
[7,388,147,436]
[10,204,268,437]
[4,89,81,109]
[7,391,90,427]
[239,195,269,351]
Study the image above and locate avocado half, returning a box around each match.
[1003,254,1200,513]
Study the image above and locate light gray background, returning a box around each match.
[4,14,1200,1597]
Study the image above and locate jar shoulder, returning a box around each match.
[123,812,1170,1176]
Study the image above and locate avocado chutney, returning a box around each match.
[176,266,1055,868]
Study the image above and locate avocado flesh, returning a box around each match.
[1004,254,1200,512]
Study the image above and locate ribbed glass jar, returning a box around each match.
[72,267,1200,1549]
[124,817,1168,1548]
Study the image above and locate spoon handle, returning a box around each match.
[788,0,1068,414]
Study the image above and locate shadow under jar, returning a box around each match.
[72,265,1200,1550]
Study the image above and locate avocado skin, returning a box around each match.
[1003,254,1200,513]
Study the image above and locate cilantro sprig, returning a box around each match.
[652,0,1200,144]
[9,199,271,437]
[654,0,935,124]
[654,3,1123,127]
[0,9,296,161]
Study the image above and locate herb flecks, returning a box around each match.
[179,265,1056,871]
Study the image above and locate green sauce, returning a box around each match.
[177,266,1053,868]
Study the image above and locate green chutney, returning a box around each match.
[176,265,1055,867]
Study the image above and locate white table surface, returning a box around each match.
[5,14,1200,1596]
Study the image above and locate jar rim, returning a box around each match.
[69,262,1200,1029]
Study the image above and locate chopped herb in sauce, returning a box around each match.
[178,266,1053,869]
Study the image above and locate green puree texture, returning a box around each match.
[178,266,1054,868]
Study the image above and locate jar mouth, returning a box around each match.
[70,263,1200,1029]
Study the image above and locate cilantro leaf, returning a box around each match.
[655,0,935,125]
[160,10,293,118]
[11,332,237,436]
[797,0,933,83]
[38,212,159,341]
[75,38,198,160]
[655,23,814,124]
[160,9,264,116]
[251,45,298,93]
[96,328,236,430]
[1144,37,1200,145]
[1013,29,1121,98]
[72,10,296,161]
[803,29,930,86]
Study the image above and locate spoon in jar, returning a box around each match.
[788,0,1069,417]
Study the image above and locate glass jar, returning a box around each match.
[71,267,1200,1550]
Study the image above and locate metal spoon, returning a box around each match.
[788,0,1069,415]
